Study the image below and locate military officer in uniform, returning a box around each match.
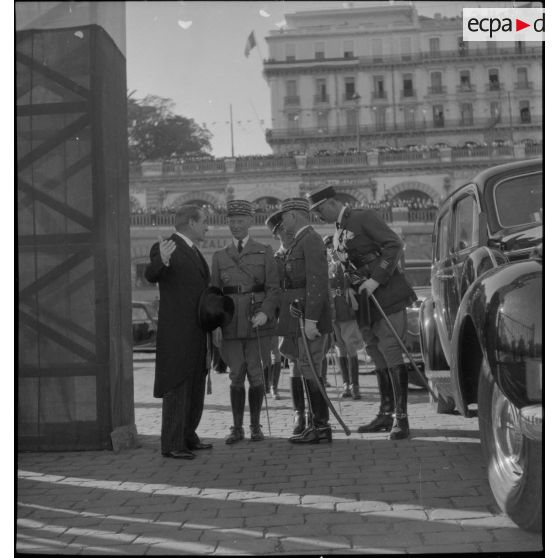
[307,186,416,440]
[265,209,306,434]
[273,198,333,444]
[211,200,281,444]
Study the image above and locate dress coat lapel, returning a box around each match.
[171,233,209,280]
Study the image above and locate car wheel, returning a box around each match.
[478,357,542,532]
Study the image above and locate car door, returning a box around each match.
[446,189,480,331]
[431,207,454,361]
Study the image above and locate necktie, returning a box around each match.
[238,240,243,253]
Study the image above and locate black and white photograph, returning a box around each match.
[16,0,545,554]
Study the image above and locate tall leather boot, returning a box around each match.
[270,363,282,400]
[290,376,306,435]
[248,384,265,441]
[338,356,351,398]
[349,356,361,400]
[357,368,394,433]
[290,379,332,444]
[389,364,410,440]
[263,366,270,394]
[226,386,245,444]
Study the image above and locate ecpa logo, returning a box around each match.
[463,8,544,41]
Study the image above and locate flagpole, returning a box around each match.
[229,104,235,157]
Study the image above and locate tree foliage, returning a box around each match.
[127,93,212,161]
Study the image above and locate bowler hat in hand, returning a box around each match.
[197,286,235,332]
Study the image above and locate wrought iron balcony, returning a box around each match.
[427,86,447,95]
[456,84,477,94]
[372,91,387,100]
[284,95,300,106]
[400,89,416,99]
[515,81,533,90]
[313,94,330,104]
[486,82,504,92]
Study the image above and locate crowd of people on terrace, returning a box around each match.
[130,196,439,216]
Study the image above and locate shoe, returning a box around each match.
[351,384,361,400]
[162,450,196,459]
[341,383,352,398]
[292,411,305,435]
[270,387,281,400]
[389,414,410,440]
[225,426,244,444]
[289,424,332,444]
[188,441,213,450]
[250,424,264,442]
[357,413,393,433]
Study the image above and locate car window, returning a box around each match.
[453,194,479,252]
[132,306,149,321]
[435,210,451,261]
[405,267,431,287]
[493,171,543,228]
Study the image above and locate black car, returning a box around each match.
[419,159,542,532]
[132,301,158,351]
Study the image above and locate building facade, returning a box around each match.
[263,4,542,154]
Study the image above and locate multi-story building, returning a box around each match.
[263,3,542,154]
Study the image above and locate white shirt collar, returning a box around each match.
[336,205,348,226]
[234,234,249,248]
[175,231,195,248]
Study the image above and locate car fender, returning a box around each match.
[419,296,448,371]
[452,259,542,413]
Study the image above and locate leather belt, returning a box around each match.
[222,284,265,295]
[281,279,306,290]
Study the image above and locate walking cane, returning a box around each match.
[255,325,273,437]
[367,292,438,402]
[290,300,351,436]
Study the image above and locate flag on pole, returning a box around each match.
[244,30,256,57]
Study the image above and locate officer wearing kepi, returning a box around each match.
[273,198,333,444]
[307,186,416,440]
[211,200,280,444]
[265,209,306,434]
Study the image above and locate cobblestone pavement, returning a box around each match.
[17,354,543,555]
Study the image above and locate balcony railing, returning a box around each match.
[400,89,416,99]
[372,91,387,100]
[486,82,504,92]
[515,81,533,90]
[284,95,300,106]
[456,84,476,94]
[306,153,368,167]
[313,94,330,104]
[235,156,297,171]
[264,46,542,69]
[162,159,226,173]
[130,207,445,227]
[427,85,447,95]
[525,143,542,156]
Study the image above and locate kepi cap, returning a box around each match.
[279,197,310,214]
[265,210,284,234]
[227,200,254,217]
[306,185,337,210]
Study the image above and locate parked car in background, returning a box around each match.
[419,159,542,532]
[132,301,158,351]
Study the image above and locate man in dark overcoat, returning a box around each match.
[307,186,417,440]
[211,200,280,444]
[274,198,333,444]
[145,204,213,459]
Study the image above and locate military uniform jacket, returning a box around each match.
[276,226,333,337]
[211,238,280,339]
[336,207,416,320]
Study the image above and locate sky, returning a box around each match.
[125,1,514,158]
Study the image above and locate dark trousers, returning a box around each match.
[161,368,207,454]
